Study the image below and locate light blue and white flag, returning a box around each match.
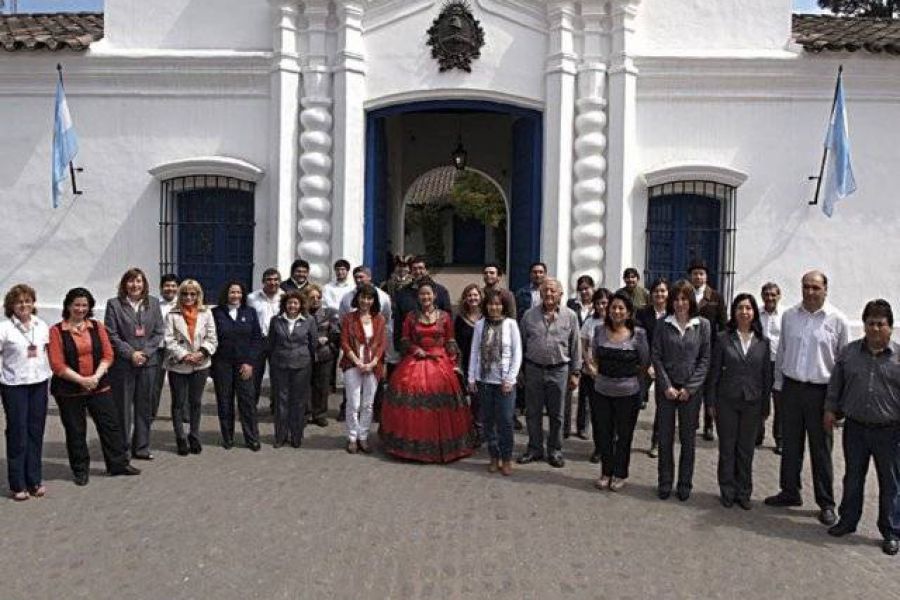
[51,75,79,208]
[821,71,856,218]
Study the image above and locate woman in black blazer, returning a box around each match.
[635,277,669,457]
[211,281,263,451]
[267,290,316,449]
[708,293,772,510]
[651,279,711,502]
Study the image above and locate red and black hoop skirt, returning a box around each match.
[379,311,475,463]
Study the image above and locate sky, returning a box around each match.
[3,0,828,13]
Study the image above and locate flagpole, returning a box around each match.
[808,65,843,206]
[57,63,83,196]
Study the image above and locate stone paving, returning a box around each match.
[0,388,894,600]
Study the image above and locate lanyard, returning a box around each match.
[14,319,35,347]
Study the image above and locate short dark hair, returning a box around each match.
[590,288,613,318]
[160,273,179,287]
[529,262,547,272]
[351,283,381,315]
[61,287,96,320]
[481,288,513,318]
[409,255,428,268]
[727,293,763,338]
[622,267,640,280]
[262,268,280,281]
[666,280,699,318]
[761,282,780,295]
[605,292,636,332]
[576,275,595,290]
[290,259,310,273]
[862,299,893,327]
[4,284,37,319]
[279,289,307,315]
[117,268,149,302]
[217,280,248,307]
[649,277,669,294]
[333,259,351,271]
[352,265,372,277]
[483,262,504,275]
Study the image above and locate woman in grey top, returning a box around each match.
[590,292,650,491]
[651,280,711,502]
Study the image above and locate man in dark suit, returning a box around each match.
[392,256,452,348]
[104,268,166,460]
[515,262,547,322]
[281,259,310,293]
[689,259,727,441]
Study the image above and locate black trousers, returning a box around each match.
[564,375,591,435]
[758,361,781,444]
[716,399,763,501]
[212,359,259,445]
[839,420,900,540]
[254,345,273,410]
[56,390,129,477]
[779,377,834,508]
[110,361,155,456]
[309,358,334,420]
[169,370,208,445]
[271,365,310,446]
[657,393,702,493]
[594,392,641,479]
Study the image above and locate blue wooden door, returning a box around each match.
[646,194,721,286]
[509,114,542,292]
[177,188,254,299]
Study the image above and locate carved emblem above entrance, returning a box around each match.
[426,1,485,73]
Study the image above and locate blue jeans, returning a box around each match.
[478,382,515,460]
[1,382,49,492]
[839,419,900,540]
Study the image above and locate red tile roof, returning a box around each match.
[0,12,103,52]
[792,14,900,55]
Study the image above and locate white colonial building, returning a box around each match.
[0,1,898,325]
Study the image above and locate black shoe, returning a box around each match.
[517,451,543,465]
[702,428,715,442]
[313,417,328,428]
[221,439,234,450]
[189,439,202,455]
[882,539,899,556]
[247,441,261,452]
[547,454,565,468]
[736,498,752,511]
[73,472,89,486]
[827,521,857,537]
[176,439,190,456]
[273,441,284,449]
[818,508,837,526]
[111,465,141,477]
[677,489,691,502]
[755,434,764,447]
[132,452,154,461]
[563,431,571,440]
[657,489,671,500]
[290,440,302,449]
[589,451,601,464]
[720,495,734,508]
[575,431,589,440]
[764,492,802,507]
[513,417,524,431]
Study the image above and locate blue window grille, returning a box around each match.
[644,181,736,302]
[159,175,255,300]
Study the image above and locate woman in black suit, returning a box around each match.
[708,293,772,510]
[211,280,263,451]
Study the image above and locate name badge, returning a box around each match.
[27,344,38,359]
[135,325,146,337]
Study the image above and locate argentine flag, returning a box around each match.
[821,71,856,218]
[51,75,79,208]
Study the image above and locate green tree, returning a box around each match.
[818,0,898,17]
[450,170,507,268]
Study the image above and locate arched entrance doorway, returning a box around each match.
[364,100,542,291]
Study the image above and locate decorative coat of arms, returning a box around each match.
[426,1,485,73]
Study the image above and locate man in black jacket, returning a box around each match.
[392,256,451,348]
[688,259,727,441]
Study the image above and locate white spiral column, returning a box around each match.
[571,63,607,290]
[297,66,333,282]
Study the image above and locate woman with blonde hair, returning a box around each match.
[164,279,218,456]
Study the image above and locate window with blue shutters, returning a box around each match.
[644,181,736,302]
[159,175,255,300]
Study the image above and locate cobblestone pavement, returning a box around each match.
[0,389,894,600]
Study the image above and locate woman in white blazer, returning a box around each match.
[165,279,218,456]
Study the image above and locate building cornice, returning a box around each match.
[641,163,748,189]
[148,156,266,182]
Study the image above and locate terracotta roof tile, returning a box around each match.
[0,13,103,52]
[792,14,900,55]
[405,166,459,206]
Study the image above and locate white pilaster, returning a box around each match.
[297,0,334,282]
[332,0,367,268]
[605,0,641,284]
[543,1,578,291]
[268,0,301,277]
[571,0,609,289]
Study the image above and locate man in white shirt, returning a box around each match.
[151,274,179,419]
[323,259,353,310]
[247,268,285,414]
[759,282,783,452]
[765,271,850,528]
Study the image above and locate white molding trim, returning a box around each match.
[641,162,748,189]
[364,88,544,110]
[148,156,266,182]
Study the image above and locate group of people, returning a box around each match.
[1,255,898,556]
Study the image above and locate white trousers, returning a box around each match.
[344,367,377,441]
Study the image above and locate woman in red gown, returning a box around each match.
[380,279,475,463]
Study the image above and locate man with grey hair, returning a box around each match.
[765,270,849,528]
[517,278,582,468]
